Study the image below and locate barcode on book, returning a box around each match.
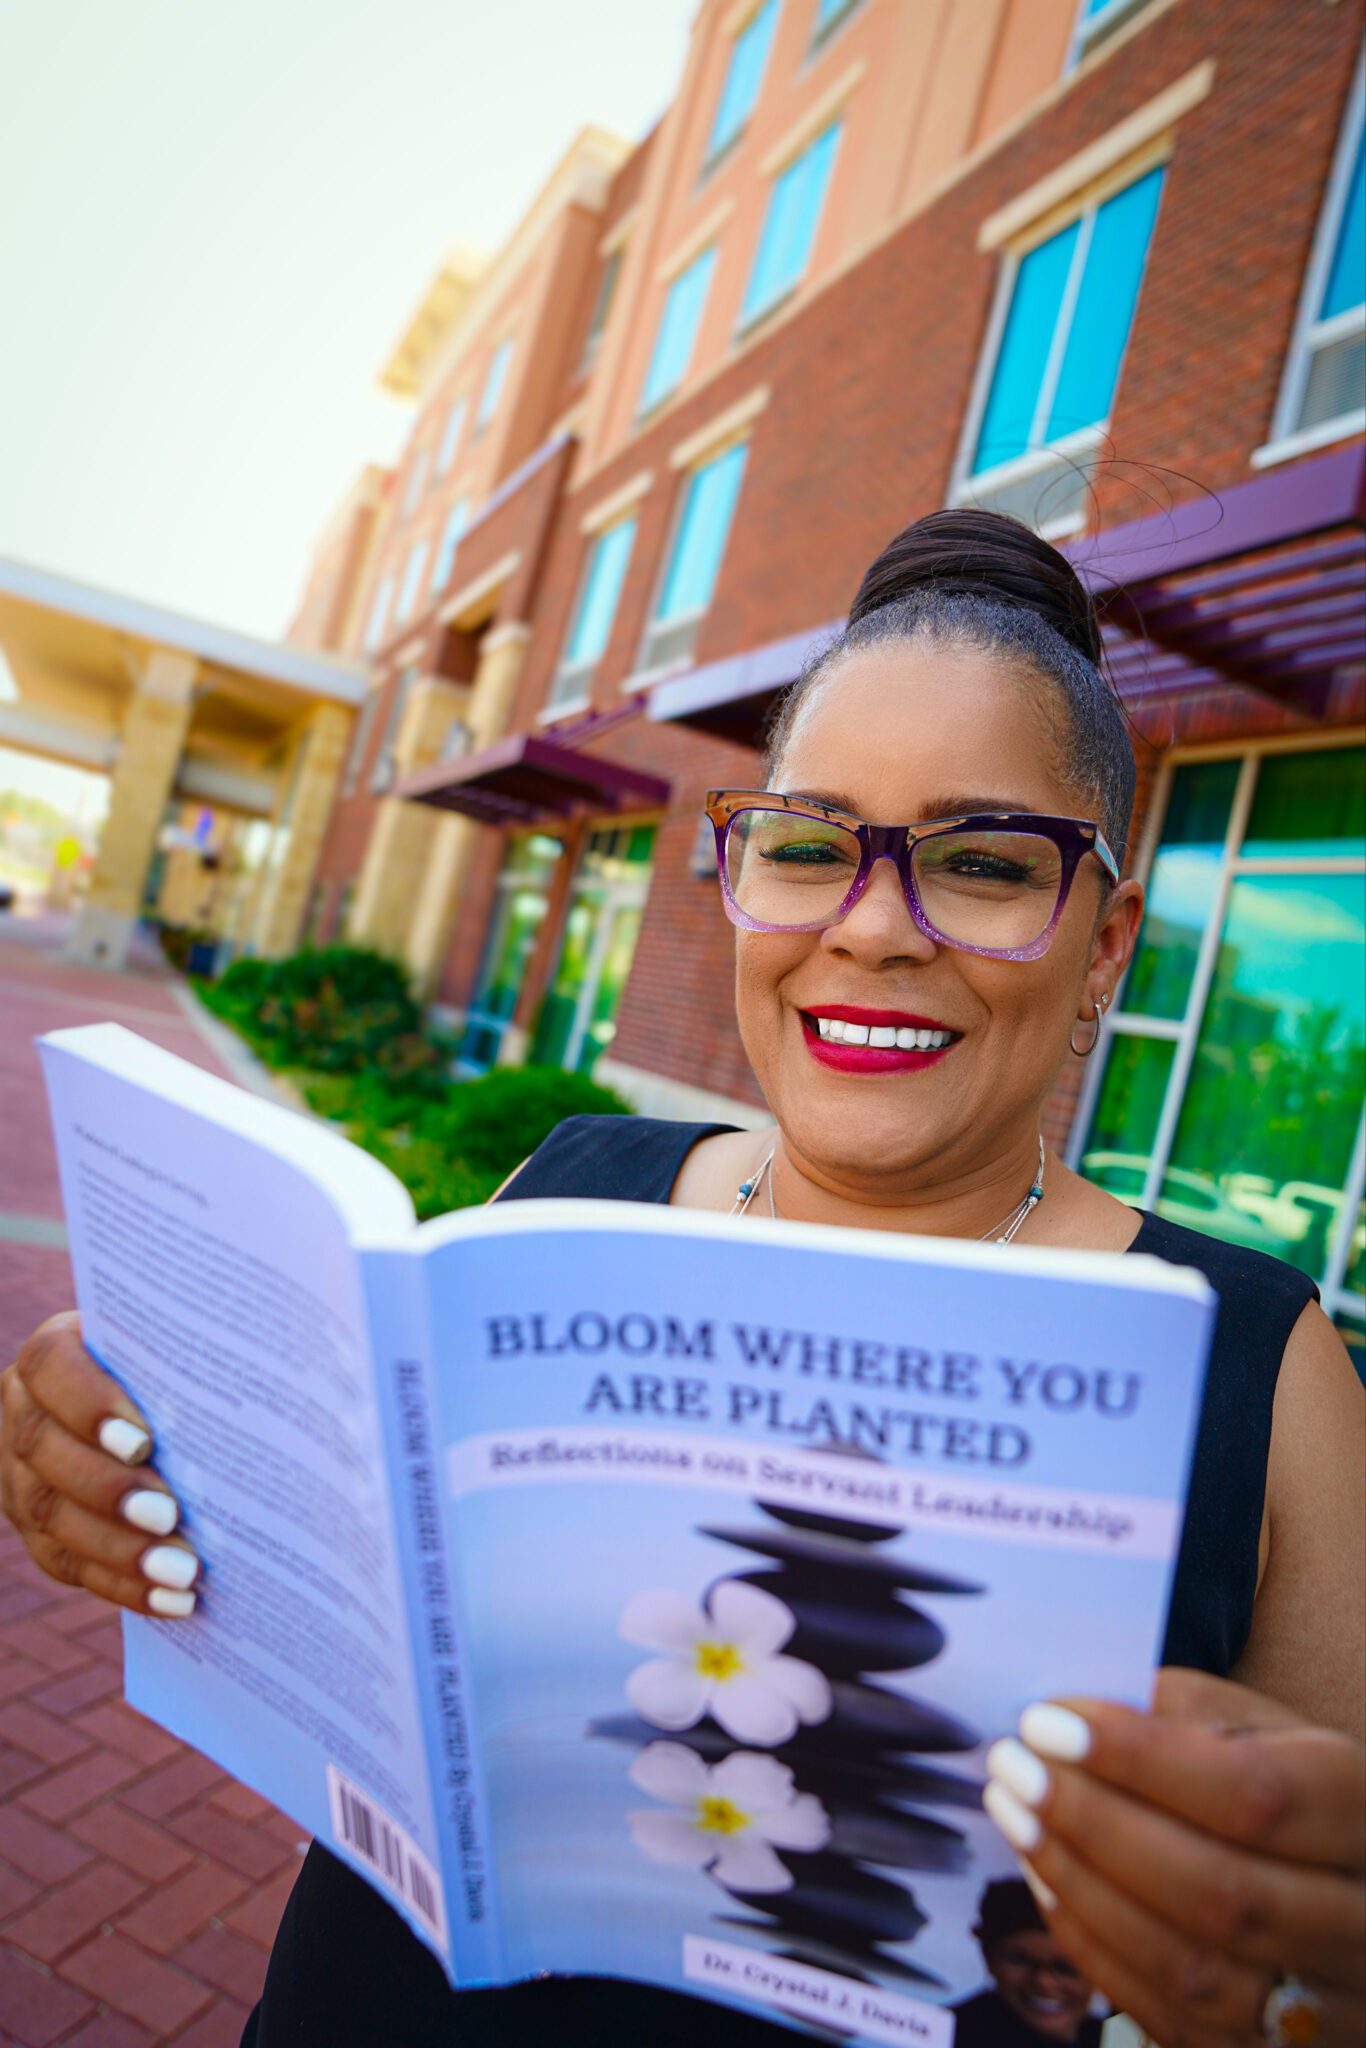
[326,1766,447,1952]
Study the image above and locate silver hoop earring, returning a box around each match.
[1070,994,1107,1059]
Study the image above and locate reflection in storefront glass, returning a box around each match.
[1122,759,1239,1021]
[1242,746,1366,860]
[1166,872,1366,1278]
[1081,1036,1175,1197]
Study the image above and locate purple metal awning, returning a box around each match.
[398,731,670,826]
[648,440,1365,744]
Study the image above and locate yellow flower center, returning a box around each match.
[695,1796,751,1837]
[693,1639,745,1682]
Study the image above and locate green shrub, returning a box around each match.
[205,946,439,1076]
[421,1065,632,1175]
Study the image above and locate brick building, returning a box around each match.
[294,0,1365,1361]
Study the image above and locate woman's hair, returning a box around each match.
[765,508,1137,865]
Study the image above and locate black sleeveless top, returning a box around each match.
[246,1117,1318,2048]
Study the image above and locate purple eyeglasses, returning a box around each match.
[705,790,1120,962]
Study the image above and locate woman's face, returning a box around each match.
[734,640,1140,1198]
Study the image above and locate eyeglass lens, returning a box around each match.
[724,809,1066,949]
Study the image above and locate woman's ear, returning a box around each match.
[1083,878,1143,1016]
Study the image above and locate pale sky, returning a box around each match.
[0,0,695,811]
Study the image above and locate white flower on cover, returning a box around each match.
[627,1741,830,1893]
[619,1581,832,1746]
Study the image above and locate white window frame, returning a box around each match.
[1067,730,1366,1342]
[1065,0,1161,71]
[1258,49,1366,466]
[949,167,1159,536]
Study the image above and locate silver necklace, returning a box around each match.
[730,1138,1047,1245]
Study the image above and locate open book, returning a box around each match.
[40,1023,1215,2044]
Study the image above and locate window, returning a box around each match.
[707,0,780,166]
[811,0,864,47]
[957,163,1164,531]
[370,665,421,794]
[364,573,394,654]
[402,448,430,516]
[1267,60,1365,452]
[738,121,841,329]
[549,518,638,714]
[1075,744,1366,1377]
[639,441,748,674]
[456,833,563,1072]
[639,248,717,415]
[436,397,467,476]
[580,250,622,373]
[341,685,382,797]
[529,825,656,1075]
[431,499,471,594]
[476,338,514,432]
[1071,0,1155,60]
[395,539,430,625]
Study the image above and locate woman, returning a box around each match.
[3,511,1362,2046]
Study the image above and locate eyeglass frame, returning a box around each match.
[704,789,1120,963]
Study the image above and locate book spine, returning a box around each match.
[367,1250,503,1986]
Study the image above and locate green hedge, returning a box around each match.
[195,945,633,1217]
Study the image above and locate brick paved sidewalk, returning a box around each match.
[1,917,305,2046]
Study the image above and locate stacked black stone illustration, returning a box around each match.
[596,1469,986,1997]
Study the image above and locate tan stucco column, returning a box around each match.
[404,623,533,994]
[249,703,352,958]
[347,675,472,965]
[65,650,198,969]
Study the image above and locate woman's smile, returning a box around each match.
[799,1003,960,1073]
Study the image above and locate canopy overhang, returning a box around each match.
[398,730,670,825]
[647,441,1366,747]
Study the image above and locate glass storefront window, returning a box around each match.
[1079,1034,1176,1197]
[1242,744,1365,859]
[457,834,562,1071]
[1123,758,1240,1019]
[530,825,656,1075]
[1077,744,1366,1372]
[1165,871,1366,1275]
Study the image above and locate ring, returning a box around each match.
[1262,1975,1324,2047]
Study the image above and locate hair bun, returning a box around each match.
[848,508,1104,668]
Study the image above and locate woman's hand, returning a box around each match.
[0,1312,200,1616]
[984,1669,1365,2047]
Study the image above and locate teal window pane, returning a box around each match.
[1080,1034,1177,1200]
[709,0,778,160]
[1321,127,1365,320]
[1334,1307,1365,1388]
[431,499,470,593]
[565,518,637,668]
[1243,747,1366,859]
[972,222,1080,473]
[436,398,466,476]
[1167,872,1366,1277]
[583,249,621,362]
[1046,167,1164,442]
[739,122,841,327]
[396,541,429,623]
[657,443,748,622]
[1124,758,1240,1019]
[815,0,861,30]
[477,339,513,430]
[364,574,394,652]
[640,248,716,413]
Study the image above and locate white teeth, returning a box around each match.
[813,1016,955,1051]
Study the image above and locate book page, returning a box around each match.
[404,1200,1213,2038]
[38,1027,446,1961]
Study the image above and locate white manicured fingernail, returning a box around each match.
[140,1545,199,1590]
[1020,1702,1092,1762]
[99,1418,151,1464]
[984,1778,1042,1853]
[1019,1859,1058,1914]
[988,1736,1050,1809]
[120,1490,179,1537]
[148,1588,197,1618]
